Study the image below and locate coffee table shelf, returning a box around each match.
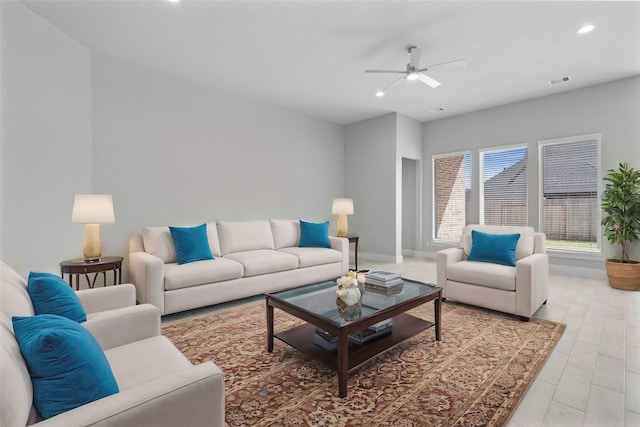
[274,312,434,372]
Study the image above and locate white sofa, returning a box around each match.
[129,219,349,315]
[436,225,549,320]
[0,261,225,427]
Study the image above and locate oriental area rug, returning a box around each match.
[162,299,564,426]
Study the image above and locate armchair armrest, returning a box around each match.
[34,362,225,427]
[129,251,166,314]
[83,304,161,350]
[436,247,465,297]
[329,236,349,274]
[76,283,137,313]
[515,253,549,318]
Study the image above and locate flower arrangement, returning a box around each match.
[336,271,363,306]
[336,270,358,288]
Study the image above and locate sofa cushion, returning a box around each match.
[105,336,192,391]
[460,225,535,261]
[217,220,275,256]
[0,313,33,427]
[169,224,214,265]
[467,230,520,267]
[27,272,87,323]
[12,314,119,419]
[143,224,221,263]
[270,219,300,249]
[299,220,331,248]
[224,250,298,277]
[447,260,516,291]
[278,247,342,268]
[164,258,243,291]
[0,274,36,317]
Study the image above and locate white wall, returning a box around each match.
[402,158,417,253]
[1,1,92,276]
[1,3,345,277]
[345,113,397,260]
[423,76,640,274]
[90,53,346,262]
[397,114,423,257]
[345,113,423,262]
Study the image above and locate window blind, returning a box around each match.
[433,153,470,240]
[540,137,599,250]
[481,147,527,226]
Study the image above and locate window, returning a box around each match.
[480,146,528,226]
[433,152,470,241]
[539,134,601,251]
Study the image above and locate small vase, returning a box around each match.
[336,297,362,321]
[337,286,361,306]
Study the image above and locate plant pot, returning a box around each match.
[605,259,640,291]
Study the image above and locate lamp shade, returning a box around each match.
[72,194,115,224]
[331,198,354,215]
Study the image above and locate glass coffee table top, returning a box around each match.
[271,279,440,326]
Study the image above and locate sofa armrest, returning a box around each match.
[76,283,137,313]
[436,247,465,298]
[329,236,349,274]
[515,253,549,318]
[83,304,161,350]
[129,251,166,315]
[34,362,225,427]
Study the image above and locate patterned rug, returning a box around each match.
[162,299,564,426]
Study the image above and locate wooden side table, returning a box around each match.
[60,256,123,290]
[347,236,359,271]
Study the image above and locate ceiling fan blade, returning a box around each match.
[417,73,442,88]
[365,69,406,74]
[418,59,467,73]
[408,47,422,69]
[380,76,405,93]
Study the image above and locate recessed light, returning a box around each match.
[167,0,180,3]
[375,91,385,97]
[577,24,596,34]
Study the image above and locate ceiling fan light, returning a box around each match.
[406,72,420,81]
[375,91,385,97]
[577,24,596,34]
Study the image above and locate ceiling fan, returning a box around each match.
[365,46,467,96]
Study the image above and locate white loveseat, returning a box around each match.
[129,219,349,315]
[0,261,225,427]
[436,225,549,320]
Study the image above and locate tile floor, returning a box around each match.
[359,257,640,427]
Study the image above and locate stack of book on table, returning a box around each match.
[314,319,393,350]
[364,271,404,294]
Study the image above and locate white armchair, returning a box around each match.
[1,260,225,427]
[436,225,549,320]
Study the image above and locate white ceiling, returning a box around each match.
[21,0,640,125]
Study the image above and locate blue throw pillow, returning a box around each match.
[467,230,521,267]
[299,220,331,248]
[28,272,87,323]
[169,223,214,265]
[12,314,119,419]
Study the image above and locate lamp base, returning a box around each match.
[336,214,349,238]
[83,224,103,262]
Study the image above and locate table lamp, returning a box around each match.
[72,194,115,262]
[332,198,354,238]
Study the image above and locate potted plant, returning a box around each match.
[601,162,640,290]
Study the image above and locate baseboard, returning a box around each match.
[359,252,403,264]
[549,263,607,279]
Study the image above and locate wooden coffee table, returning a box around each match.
[266,278,442,397]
